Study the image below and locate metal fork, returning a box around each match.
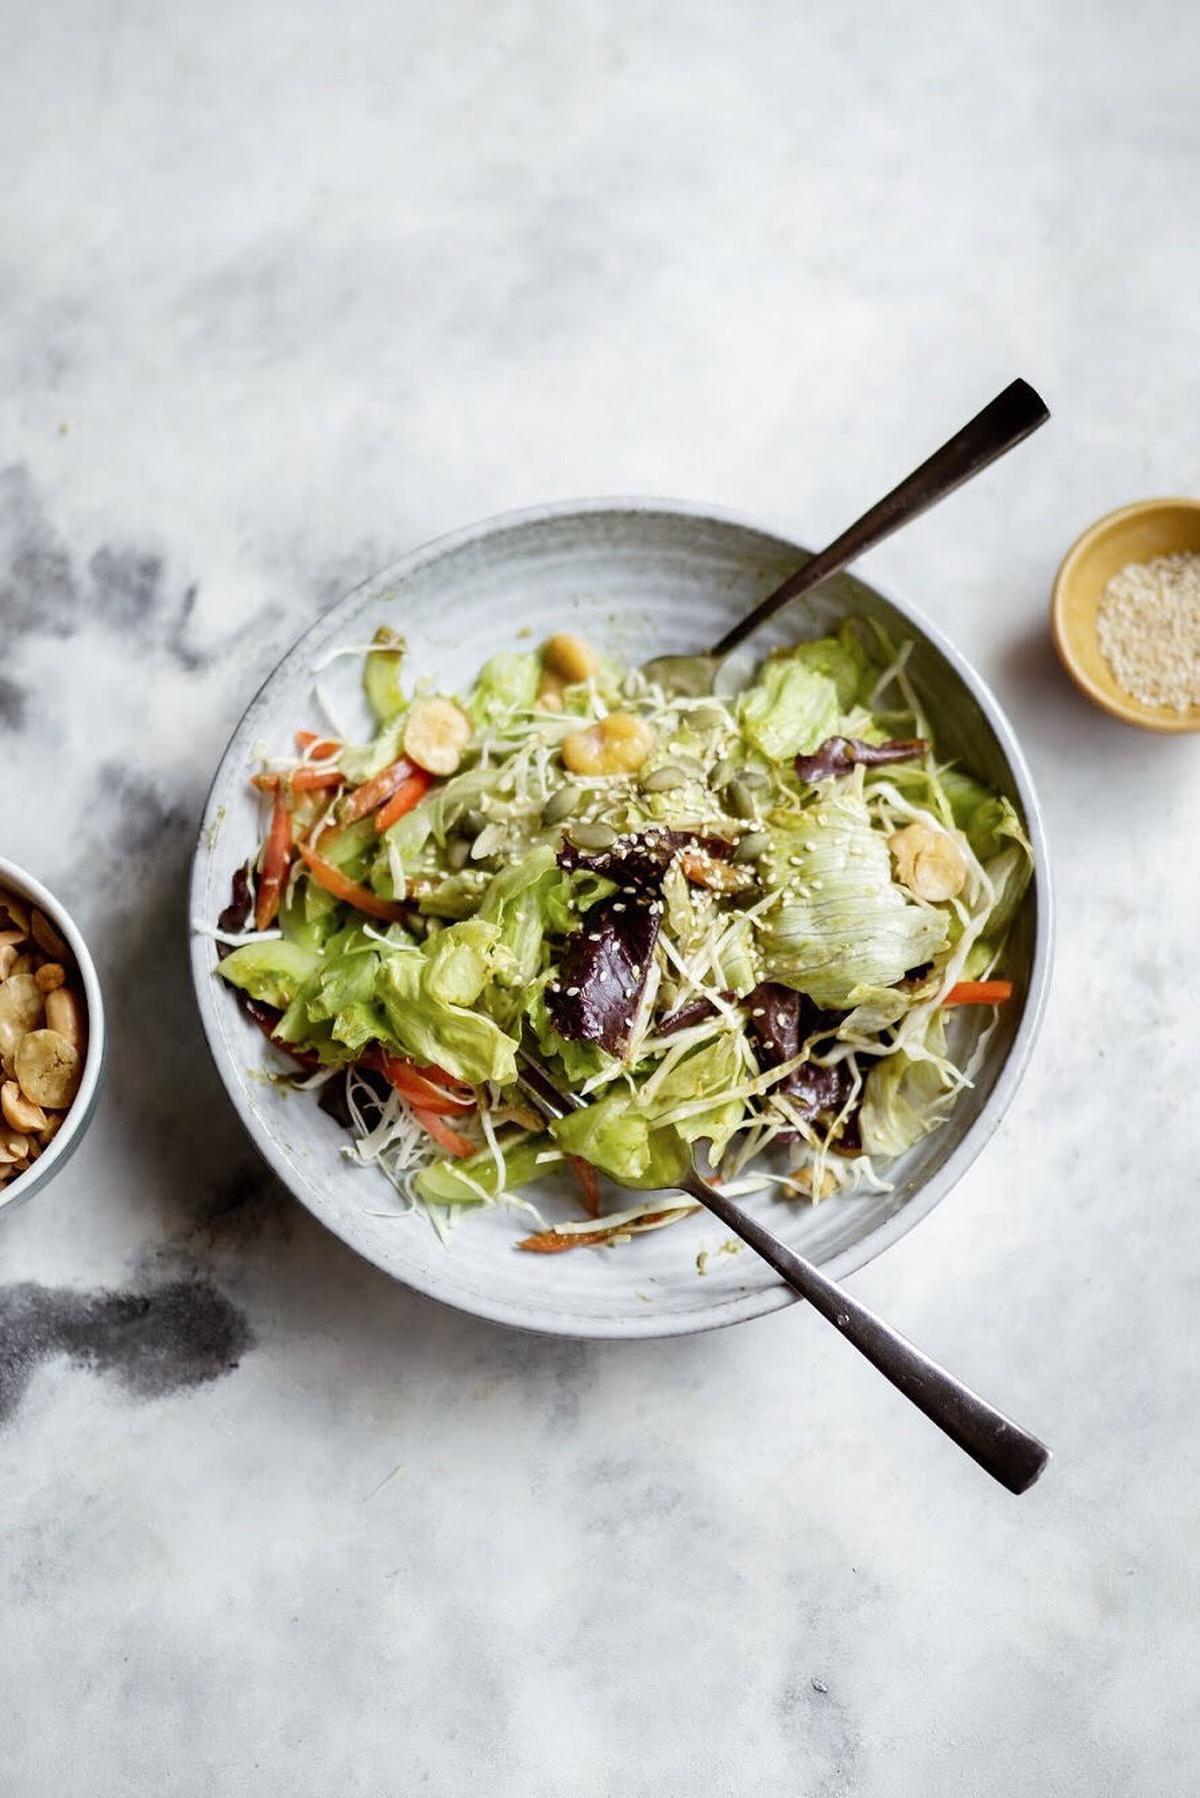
[516,1046,1050,1495]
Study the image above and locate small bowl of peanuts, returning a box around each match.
[0,855,105,1216]
[1052,497,1200,733]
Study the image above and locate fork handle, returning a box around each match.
[709,378,1049,657]
[684,1174,1050,1495]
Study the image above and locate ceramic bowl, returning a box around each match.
[1051,497,1200,732]
[0,855,107,1218]
[188,500,1052,1338]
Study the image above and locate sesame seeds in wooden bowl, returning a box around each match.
[1052,498,1200,733]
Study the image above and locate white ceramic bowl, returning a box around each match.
[188,500,1052,1338]
[0,855,106,1217]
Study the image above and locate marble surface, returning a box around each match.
[2,2,1198,1792]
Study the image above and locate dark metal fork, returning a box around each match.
[517,1046,1050,1496]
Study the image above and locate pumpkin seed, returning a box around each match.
[445,838,470,870]
[725,779,757,820]
[568,822,618,851]
[460,808,488,838]
[737,766,769,790]
[711,757,741,789]
[732,831,771,864]
[641,765,686,793]
[690,706,727,731]
[471,822,508,860]
[541,786,579,826]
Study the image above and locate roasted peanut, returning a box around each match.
[402,697,472,776]
[561,712,654,777]
[0,1129,31,1165]
[537,672,566,712]
[31,910,69,960]
[0,973,44,1061]
[39,1112,64,1147]
[0,894,29,935]
[789,1164,838,1200]
[888,822,967,902]
[35,962,66,993]
[16,1029,81,1110]
[44,985,85,1051]
[2,1079,46,1134]
[0,945,17,983]
[679,848,755,893]
[543,633,600,685]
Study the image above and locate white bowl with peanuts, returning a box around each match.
[0,856,105,1216]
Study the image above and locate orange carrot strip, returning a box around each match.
[412,1107,476,1158]
[375,768,435,834]
[294,841,409,921]
[943,979,1014,1007]
[374,1053,475,1115]
[254,792,292,930]
[295,731,341,760]
[252,768,344,794]
[517,1210,677,1254]
[343,758,421,824]
[570,1155,600,1219]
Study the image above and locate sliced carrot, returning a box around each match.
[294,841,409,921]
[943,979,1014,1007]
[570,1155,600,1219]
[374,1053,475,1114]
[412,1107,476,1158]
[252,768,344,794]
[295,731,341,760]
[375,768,435,834]
[254,792,293,930]
[517,1210,677,1254]
[342,757,422,824]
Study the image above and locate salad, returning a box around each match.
[203,620,1031,1253]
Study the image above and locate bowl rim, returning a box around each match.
[1050,495,1200,735]
[0,854,107,1218]
[188,495,1054,1338]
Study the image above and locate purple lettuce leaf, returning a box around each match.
[794,736,927,782]
[547,828,733,1054]
[745,981,855,1124]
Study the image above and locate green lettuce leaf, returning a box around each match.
[550,1091,691,1189]
[217,939,319,1008]
[467,651,541,728]
[859,1048,951,1157]
[363,627,408,724]
[759,790,949,1007]
[414,1131,552,1206]
[737,655,841,762]
[376,948,516,1084]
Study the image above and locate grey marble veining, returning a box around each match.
[1,1,1198,1793]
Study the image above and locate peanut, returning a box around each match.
[537,672,566,712]
[562,712,654,777]
[0,973,44,1061]
[0,1129,31,1165]
[0,894,29,935]
[31,910,68,960]
[1,1079,46,1134]
[44,986,85,1051]
[0,945,16,983]
[888,823,967,902]
[35,962,66,993]
[16,1029,81,1110]
[402,697,472,777]
[543,633,600,685]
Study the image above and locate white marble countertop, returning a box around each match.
[2,3,1198,1792]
